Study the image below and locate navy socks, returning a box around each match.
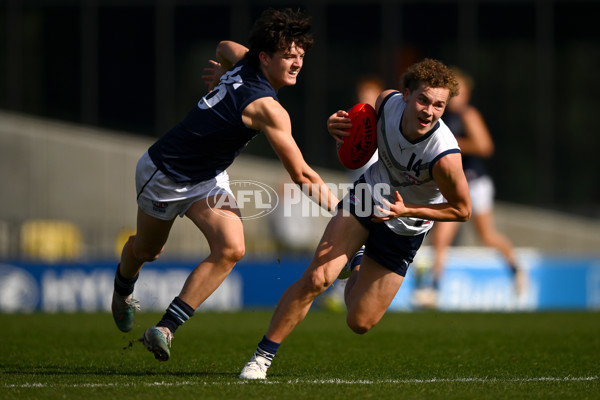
[114,264,138,296]
[255,336,280,364]
[157,296,195,334]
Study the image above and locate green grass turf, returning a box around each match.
[1,311,598,399]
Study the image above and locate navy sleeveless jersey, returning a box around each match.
[148,59,278,184]
[442,111,487,181]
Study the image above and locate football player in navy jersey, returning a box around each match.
[110,8,339,362]
[240,59,471,379]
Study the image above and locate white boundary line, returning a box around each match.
[3,376,598,388]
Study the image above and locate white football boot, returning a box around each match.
[239,354,270,379]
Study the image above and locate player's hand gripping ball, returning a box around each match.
[337,103,377,170]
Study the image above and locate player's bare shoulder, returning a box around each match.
[242,97,289,131]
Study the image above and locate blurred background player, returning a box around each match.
[110,8,339,362]
[239,59,471,379]
[415,67,525,307]
[356,76,384,108]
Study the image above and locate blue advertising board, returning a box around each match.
[1,248,599,313]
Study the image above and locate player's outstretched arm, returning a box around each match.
[244,97,339,212]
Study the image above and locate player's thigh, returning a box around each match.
[346,254,404,327]
[185,194,245,253]
[134,206,176,254]
[472,210,496,236]
[432,221,461,248]
[472,211,509,248]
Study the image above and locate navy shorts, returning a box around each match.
[337,177,426,277]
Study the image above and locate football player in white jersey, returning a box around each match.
[110,8,339,362]
[240,58,471,379]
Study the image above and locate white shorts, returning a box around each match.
[135,152,233,220]
[468,175,494,215]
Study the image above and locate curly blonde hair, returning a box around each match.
[401,58,459,98]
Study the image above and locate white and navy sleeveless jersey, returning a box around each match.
[148,59,278,184]
[364,91,461,236]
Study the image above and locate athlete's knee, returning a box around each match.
[479,231,500,247]
[346,307,379,334]
[346,314,375,335]
[291,265,330,298]
[308,264,336,293]
[215,242,246,266]
[128,235,164,263]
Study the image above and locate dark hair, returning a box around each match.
[401,58,460,99]
[245,8,313,69]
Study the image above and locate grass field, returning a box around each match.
[1,311,599,399]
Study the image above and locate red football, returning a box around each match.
[337,103,378,170]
